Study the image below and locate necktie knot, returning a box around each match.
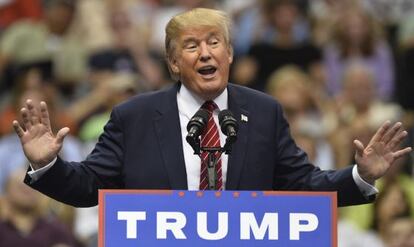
[201,100,218,113]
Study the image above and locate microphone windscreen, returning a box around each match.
[218,110,238,135]
[218,109,233,123]
[196,109,210,121]
[186,109,209,131]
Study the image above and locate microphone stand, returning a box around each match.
[200,147,222,190]
[200,135,234,190]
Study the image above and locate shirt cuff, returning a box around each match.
[27,157,58,181]
[352,165,379,197]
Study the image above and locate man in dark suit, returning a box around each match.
[12,8,411,207]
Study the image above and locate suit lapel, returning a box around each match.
[226,84,249,189]
[153,83,188,189]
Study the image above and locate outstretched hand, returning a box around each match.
[12,99,70,170]
[354,121,412,184]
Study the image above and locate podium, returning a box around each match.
[99,190,337,247]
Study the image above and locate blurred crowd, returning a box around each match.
[0,0,413,246]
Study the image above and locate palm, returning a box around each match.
[354,121,412,183]
[356,143,393,179]
[13,100,69,169]
[21,125,61,165]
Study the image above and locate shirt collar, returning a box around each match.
[177,83,228,120]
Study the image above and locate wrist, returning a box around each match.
[357,167,376,185]
[31,157,57,170]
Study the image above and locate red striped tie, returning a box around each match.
[199,101,223,190]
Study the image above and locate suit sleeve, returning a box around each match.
[24,108,125,207]
[271,103,373,206]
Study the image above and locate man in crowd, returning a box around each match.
[0,169,78,247]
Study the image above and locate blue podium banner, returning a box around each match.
[99,190,337,247]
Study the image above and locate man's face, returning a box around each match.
[5,170,41,212]
[47,4,75,35]
[170,26,233,100]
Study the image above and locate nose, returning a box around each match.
[199,42,211,61]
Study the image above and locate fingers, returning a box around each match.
[367,121,391,147]
[40,101,52,130]
[12,120,25,138]
[56,127,70,145]
[353,139,365,157]
[393,147,413,160]
[381,122,402,144]
[388,129,408,151]
[21,107,32,130]
[20,99,49,130]
[26,99,40,125]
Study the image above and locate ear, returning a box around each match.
[168,56,180,74]
[171,64,180,74]
[228,46,234,64]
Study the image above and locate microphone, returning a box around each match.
[186,109,209,154]
[218,110,238,153]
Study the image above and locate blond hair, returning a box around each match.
[266,65,310,95]
[165,8,232,81]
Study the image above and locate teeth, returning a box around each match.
[202,66,215,69]
[198,67,216,75]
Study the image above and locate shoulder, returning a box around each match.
[38,218,78,244]
[2,20,43,38]
[229,82,270,97]
[228,83,282,112]
[1,21,42,50]
[112,83,177,117]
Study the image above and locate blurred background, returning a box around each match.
[0,0,413,246]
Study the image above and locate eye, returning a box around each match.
[209,39,219,46]
[185,43,197,51]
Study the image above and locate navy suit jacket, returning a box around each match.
[25,83,371,207]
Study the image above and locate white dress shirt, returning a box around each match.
[177,84,229,190]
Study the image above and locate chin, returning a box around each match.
[200,86,225,100]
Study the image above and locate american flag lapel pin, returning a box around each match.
[241,114,248,122]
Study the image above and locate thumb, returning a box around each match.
[353,139,365,157]
[56,127,70,145]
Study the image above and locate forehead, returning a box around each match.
[178,26,224,42]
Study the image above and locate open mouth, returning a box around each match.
[197,65,217,75]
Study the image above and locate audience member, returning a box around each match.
[0,169,80,247]
[0,0,86,95]
[331,62,402,168]
[265,65,335,169]
[0,68,77,136]
[308,0,355,47]
[341,149,414,236]
[323,7,394,101]
[384,217,414,247]
[88,0,166,90]
[232,0,310,56]
[233,0,321,91]
[78,72,139,143]
[337,219,385,247]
